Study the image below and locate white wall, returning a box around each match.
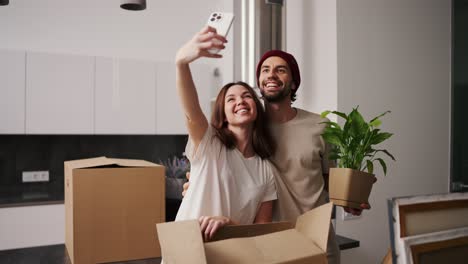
[337,1,451,263]
[286,0,338,114]
[287,0,451,263]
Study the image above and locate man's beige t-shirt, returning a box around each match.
[270,108,333,223]
[269,108,340,264]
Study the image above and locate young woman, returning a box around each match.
[174,26,277,241]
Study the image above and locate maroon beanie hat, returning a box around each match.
[256,50,301,91]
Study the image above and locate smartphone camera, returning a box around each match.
[210,13,222,22]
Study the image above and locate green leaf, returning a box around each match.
[375,149,396,161]
[369,110,391,124]
[348,108,369,139]
[369,118,382,127]
[322,131,342,147]
[370,132,393,145]
[329,153,341,160]
[327,128,344,138]
[354,152,365,170]
[320,110,331,118]
[321,121,342,130]
[331,111,348,120]
[366,160,374,174]
[376,158,387,175]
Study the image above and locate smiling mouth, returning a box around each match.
[235,108,249,114]
[264,81,282,90]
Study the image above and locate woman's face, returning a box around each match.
[223,84,257,127]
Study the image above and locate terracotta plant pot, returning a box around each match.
[329,168,376,209]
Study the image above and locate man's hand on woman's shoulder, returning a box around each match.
[182,172,190,197]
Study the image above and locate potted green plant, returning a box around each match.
[160,155,190,200]
[321,106,395,209]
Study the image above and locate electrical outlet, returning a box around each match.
[22,171,49,182]
[341,207,362,221]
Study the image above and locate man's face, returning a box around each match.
[258,56,294,103]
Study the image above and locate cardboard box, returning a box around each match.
[64,157,165,264]
[157,202,333,264]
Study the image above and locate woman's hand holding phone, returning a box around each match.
[175,26,227,65]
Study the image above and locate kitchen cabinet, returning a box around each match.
[95,57,156,134]
[0,50,26,134]
[4,50,216,135]
[26,52,94,134]
[155,62,215,134]
[0,204,64,251]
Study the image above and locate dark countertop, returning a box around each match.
[336,234,360,250]
[0,186,64,208]
[0,235,358,264]
[0,244,160,264]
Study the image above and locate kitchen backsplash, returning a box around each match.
[0,135,188,206]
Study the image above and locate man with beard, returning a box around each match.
[256,50,370,264]
[257,50,340,263]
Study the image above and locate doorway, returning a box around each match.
[451,0,468,192]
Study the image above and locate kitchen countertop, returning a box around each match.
[0,236,359,264]
[0,186,63,208]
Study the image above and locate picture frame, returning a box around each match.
[401,227,468,264]
[387,193,468,264]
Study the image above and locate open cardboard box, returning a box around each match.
[157,202,333,264]
[64,157,165,264]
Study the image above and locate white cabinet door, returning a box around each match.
[0,50,26,134]
[26,52,94,134]
[155,62,214,134]
[95,57,156,134]
[0,204,64,250]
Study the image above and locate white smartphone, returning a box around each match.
[206,12,234,54]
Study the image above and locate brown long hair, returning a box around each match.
[211,81,275,159]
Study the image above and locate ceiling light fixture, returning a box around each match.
[120,0,146,11]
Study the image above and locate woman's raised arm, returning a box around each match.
[175,26,227,147]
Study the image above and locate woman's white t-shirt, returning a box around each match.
[175,126,277,224]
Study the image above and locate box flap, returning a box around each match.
[205,229,326,263]
[111,158,159,168]
[210,221,293,242]
[156,220,207,264]
[295,202,333,252]
[64,156,159,170]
